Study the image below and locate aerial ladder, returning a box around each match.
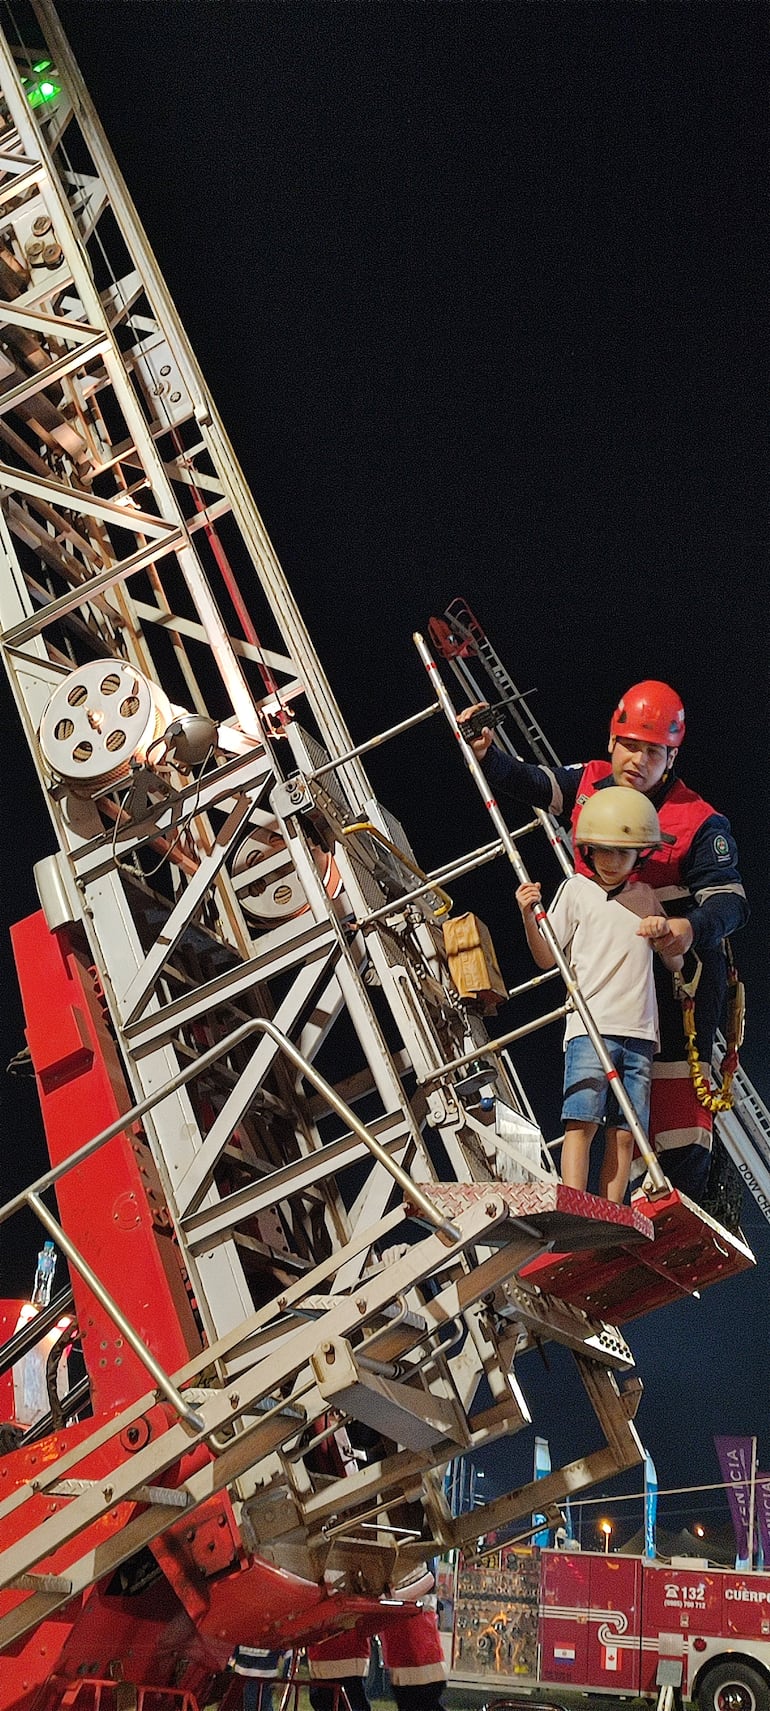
[0,7,755,1709]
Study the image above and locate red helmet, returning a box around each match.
[609,680,685,749]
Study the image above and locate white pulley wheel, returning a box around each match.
[234,829,343,924]
[39,662,172,792]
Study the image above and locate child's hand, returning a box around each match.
[516,881,542,915]
[637,913,686,970]
[636,915,670,944]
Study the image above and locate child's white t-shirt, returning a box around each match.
[547,872,662,1046]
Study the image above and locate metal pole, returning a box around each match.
[424,1005,571,1083]
[0,1016,460,1243]
[748,1436,757,1568]
[356,826,540,928]
[307,702,440,778]
[414,632,669,1194]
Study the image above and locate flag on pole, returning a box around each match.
[715,1435,755,1567]
[643,1449,658,1559]
[533,1435,551,1548]
[755,1472,770,1567]
[563,1493,575,1541]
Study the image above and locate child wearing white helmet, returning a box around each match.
[516,786,683,1203]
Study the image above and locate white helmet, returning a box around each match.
[575,786,675,849]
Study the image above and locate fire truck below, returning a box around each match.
[448,1547,770,1711]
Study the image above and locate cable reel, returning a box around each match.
[233,826,343,925]
[39,662,173,795]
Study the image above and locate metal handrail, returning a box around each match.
[0,1014,461,1433]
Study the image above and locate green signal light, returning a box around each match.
[27,78,60,108]
[32,59,52,73]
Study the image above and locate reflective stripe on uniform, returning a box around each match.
[307,1656,368,1680]
[381,1609,446,1685]
[542,766,563,814]
[694,882,746,904]
[385,1662,447,1685]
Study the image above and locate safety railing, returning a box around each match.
[0,1015,462,1436]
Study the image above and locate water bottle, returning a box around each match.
[31,1240,57,1308]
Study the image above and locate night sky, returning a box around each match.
[1,2,768,1547]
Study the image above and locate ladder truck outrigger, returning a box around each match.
[0,7,758,1709]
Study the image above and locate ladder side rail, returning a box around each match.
[0,24,446,1361]
[442,596,563,767]
[715,1110,770,1229]
[0,39,259,738]
[440,636,575,879]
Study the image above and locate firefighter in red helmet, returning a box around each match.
[463,679,747,1205]
[609,681,686,753]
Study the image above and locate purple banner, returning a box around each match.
[756,1472,770,1565]
[715,1435,754,1562]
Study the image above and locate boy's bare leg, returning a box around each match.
[560,1121,597,1191]
[600,1126,633,1202]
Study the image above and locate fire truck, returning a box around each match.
[450,1545,770,1711]
[0,5,767,1711]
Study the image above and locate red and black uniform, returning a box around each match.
[484,746,747,1199]
[307,1607,446,1711]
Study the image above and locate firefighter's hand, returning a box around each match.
[458,702,493,758]
[637,915,694,957]
[516,881,542,915]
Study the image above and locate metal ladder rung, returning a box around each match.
[50,1480,192,1509]
[8,1571,73,1595]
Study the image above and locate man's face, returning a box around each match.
[609,735,670,793]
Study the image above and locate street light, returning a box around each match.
[693,1523,705,1539]
[600,1520,612,1554]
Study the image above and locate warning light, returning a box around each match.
[27,77,61,108]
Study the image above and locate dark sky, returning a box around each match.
[1,1,768,1545]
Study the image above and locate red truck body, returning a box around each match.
[452,1547,770,1704]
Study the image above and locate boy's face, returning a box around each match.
[609,735,669,792]
[588,845,638,890]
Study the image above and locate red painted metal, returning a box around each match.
[0,914,437,1710]
[524,1551,770,1701]
[3,912,760,1711]
[539,1551,642,1692]
[518,1190,754,1321]
[10,913,202,1412]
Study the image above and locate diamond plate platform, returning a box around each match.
[409,1180,654,1250]
[517,1188,755,1321]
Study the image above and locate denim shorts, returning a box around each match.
[562,1034,654,1131]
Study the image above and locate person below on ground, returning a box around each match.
[229,1645,288,1711]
